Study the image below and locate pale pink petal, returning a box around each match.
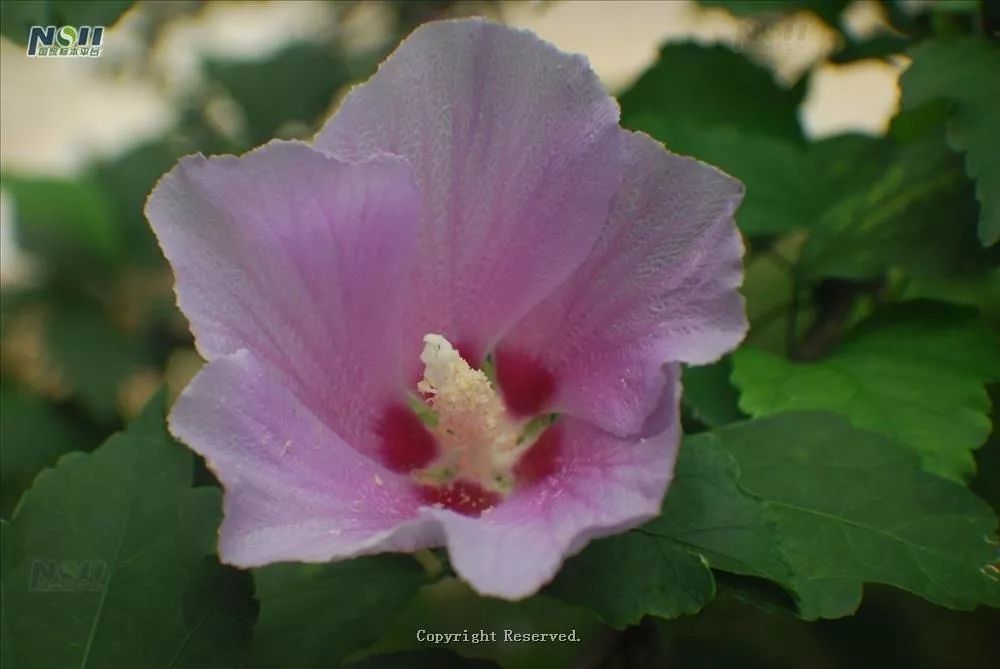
[170,350,440,567]
[424,370,681,599]
[497,131,746,435]
[145,141,422,453]
[315,18,623,367]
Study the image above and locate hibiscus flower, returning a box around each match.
[147,18,746,599]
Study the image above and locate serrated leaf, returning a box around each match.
[0,393,241,668]
[695,413,1000,619]
[732,301,1000,479]
[901,38,1000,245]
[251,556,427,669]
[547,440,790,628]
[547,531,715,629]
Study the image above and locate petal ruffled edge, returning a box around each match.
[426,366,682,599]
[169,350,440,567]
[497,130,746,436]
[146,140,425,456]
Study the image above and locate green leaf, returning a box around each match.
[699,0,850,28]
[971,386,1000,517]
[799,131,996,280]
[620,43,805,142]
[682,359,746,428]
[901,38,1000,245]
[831,33,912,64]
[732,301,1000,479]
[206,43,352,147]
[0,393,241,668]
[548,440,790,627]
[901,267,1000,328]
[1,0,132,44]
[90,140,189,267]
[619,43,815,237]
[366,577,601,669]
[0,383,100,517]
[172,558,258,669]
[2,174,122,275]
[344,651,501,669]
[638,120,817,236]
[644,442,792,586]
[251,556,427,669]
[546,531,715,629]
[45,301,149,423]
[696,413,1000,619]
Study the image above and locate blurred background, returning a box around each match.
[1,1,997,668]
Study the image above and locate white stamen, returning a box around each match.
[414,334,533,492]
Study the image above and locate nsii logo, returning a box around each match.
[27,25,105,57]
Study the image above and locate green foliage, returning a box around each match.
[551,413,1000,626]
[682,359,745,428]
[206,43,353,147]
[0,394,239,668]
[251,556,428,669]
[548,440,790,627]
[620,43,805,141]
[548,532,715,629]
[901,38,1000,245]
[701,413,1000,619]
[619,42,814,237]
[0,384,99,517]
[831,33,913,63]
[799,131,996,280]
[2,175,122,278]
[45,300,151,423]
[367,578,602,669]
[176,559,258,669]
[732,302,1000,480]
[344,651,501,669]
[90,140,192,267]
[699,0,851,28]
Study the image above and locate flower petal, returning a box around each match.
[498,131,746,435]
[146,141,422,451]
[314,18,623,366]
[424,370,680,599]
[170,350,439,567]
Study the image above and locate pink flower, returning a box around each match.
[147,19,745,599]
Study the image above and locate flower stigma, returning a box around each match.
[412,333,546,495]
